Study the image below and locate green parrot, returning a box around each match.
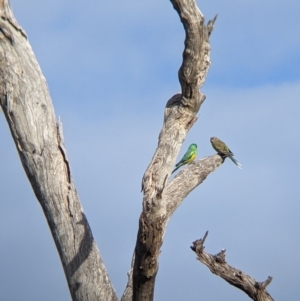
[172,143,198,174]
[210,137,242,169]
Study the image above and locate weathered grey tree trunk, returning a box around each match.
[0,1,117,301]
[121,1,220,301]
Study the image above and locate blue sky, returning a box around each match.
[1,0,299,300]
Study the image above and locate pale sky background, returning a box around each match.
[0,0,299,300]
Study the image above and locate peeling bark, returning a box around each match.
[0,1,117,301]
[191,232,275,301]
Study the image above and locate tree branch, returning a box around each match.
[165,155,222,218]
[0,2,117,301]
[191,232,275,301]
[121,156,222,301]
[124,2,218,298]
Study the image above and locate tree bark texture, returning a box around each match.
[0,1,117,301]
[191,232,275,301]
[122,1,219,301]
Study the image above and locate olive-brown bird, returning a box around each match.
[210,137,242,169]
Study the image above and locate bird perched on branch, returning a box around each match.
[172,143,197,174]
[210,137,242,169]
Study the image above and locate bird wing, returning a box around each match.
[222,148,234,157]
[182,149,194,162]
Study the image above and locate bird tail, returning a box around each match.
[172,162,184,174]
[229,156,242,169]
[171,165,180,174]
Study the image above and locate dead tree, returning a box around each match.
[0,0,274,300]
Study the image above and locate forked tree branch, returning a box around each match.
[122,156,222,301]
[191,232,275,301]
[0,1,117,301]
[122,1,218,300]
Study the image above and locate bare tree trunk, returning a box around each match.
[121,1,219,300]
[0,1,117,301]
